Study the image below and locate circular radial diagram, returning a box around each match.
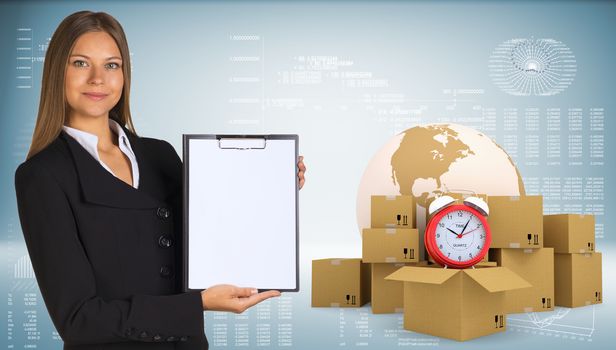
[488,38,577,96]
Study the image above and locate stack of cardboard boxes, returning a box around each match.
[312,193,603,342]
[543,214,602,307]
[311,195,419,310]
[364,195,419,314]
[487,195,555,314]
[386,194,531,341]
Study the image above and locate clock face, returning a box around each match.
[425,204,491,268]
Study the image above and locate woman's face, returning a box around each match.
[65,31,123,122]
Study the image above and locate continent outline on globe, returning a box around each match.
[357,123,525,234]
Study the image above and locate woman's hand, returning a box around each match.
[201,284,281,313]
[298,156,306,189]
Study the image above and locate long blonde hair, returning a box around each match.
[27,11,136,159]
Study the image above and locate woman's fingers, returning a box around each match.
[202,284,281,313]
[237,290,281,311]
[298,156,306,171]
[297,156,306,189]
[233,287,258,298]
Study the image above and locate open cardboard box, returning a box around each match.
[386,265,530,341]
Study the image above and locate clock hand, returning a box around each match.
[456,218,471,238]
[458,227,480,238]
[446,227,459,236]
[460,217,471,235]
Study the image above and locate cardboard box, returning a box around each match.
[371,195,415,228]
[491,248,555,313]
[386,266,530,341]
[371,263,413,314]
[544,214,595,253]
[554,252,602,308]
[362,228,419,263]
[312,258,371,307]
[488,195,543,248]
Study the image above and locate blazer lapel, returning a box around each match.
[121,125,175,204]
[61,130,161,209]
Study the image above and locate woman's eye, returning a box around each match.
[72,60,88,68]
[106,62,121,69]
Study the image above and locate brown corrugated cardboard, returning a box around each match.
[544,214,595,253]
[488,195,543,248]
[491,248,554,313]
[475,260,498,267]
[312,258,371,307]
[371,195,415,228]
[554,252,602,308]
[371,263,413,314]
[386,266,530,341]
[362,228,419,263]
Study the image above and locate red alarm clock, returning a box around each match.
[425,196,491,269]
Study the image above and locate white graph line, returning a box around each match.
[509,324,592,338]
[508,305,596,338]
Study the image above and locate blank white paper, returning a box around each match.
[187,137,297,290]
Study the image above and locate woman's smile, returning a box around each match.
[82,92,109,101]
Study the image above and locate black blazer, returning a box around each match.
[15,127,208,350]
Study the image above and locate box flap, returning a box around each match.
[385,266,458,284]
[464,267,531,293]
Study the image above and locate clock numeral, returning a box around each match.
[457,211,463,217]
[458,256,462,261]
[436,233,440,238]
[477,245,481,250]
[439,244,443,249]
[480,234,485,239]
[447,252,451,257]
[439,223,444,228]
[469,253,473,258]
[447,214,452,220]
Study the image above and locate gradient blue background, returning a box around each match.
[1,1,613,349]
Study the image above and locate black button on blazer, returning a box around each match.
[15,126,208,350]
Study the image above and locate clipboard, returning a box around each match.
[182,134,299,292]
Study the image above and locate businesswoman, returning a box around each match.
[15,11,305,350]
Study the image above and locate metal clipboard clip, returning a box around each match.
[218,137,267,150]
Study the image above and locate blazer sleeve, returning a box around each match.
[14,161,205,345]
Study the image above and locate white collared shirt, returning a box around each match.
[62,119,140,189]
